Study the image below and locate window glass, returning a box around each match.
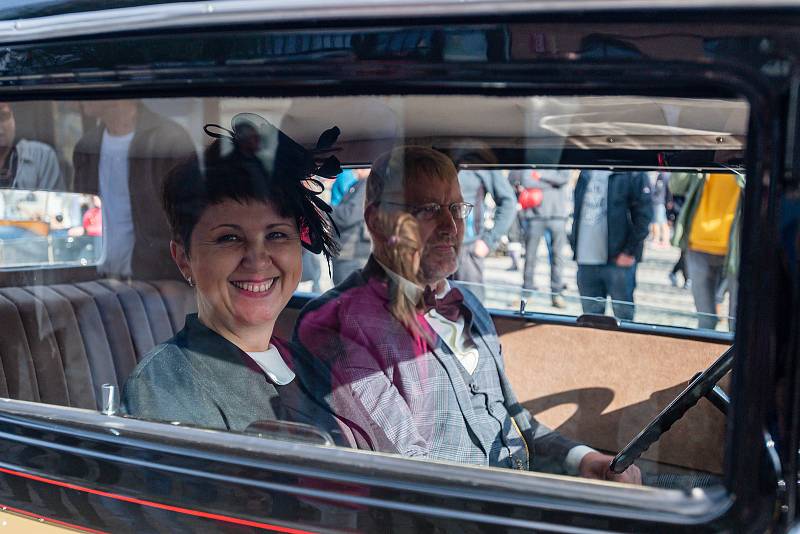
[0,190,102,269]
[0,95,745,496]
[454,167,741,334]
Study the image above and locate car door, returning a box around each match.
[0,2,796,533]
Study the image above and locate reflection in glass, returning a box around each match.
[0,189,101,269]
[0,95,747,496]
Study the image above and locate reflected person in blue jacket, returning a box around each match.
[570,170,653,321]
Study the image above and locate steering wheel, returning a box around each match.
[609,345,734,474]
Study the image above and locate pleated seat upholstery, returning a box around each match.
[0,280,196,410]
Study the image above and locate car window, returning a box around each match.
[452,167,741,335]
[315,165,742,335]
[0,189,102,270]
[0,94,743,501]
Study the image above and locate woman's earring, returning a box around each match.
[186,276,194,287]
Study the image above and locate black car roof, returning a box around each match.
[0,0,188,20]
[1,0,799,46]
[2,0,799,19]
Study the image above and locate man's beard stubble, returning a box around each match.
[418,242,460,286]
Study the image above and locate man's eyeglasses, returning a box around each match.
[384,201,474,221]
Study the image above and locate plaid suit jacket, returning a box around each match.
[294,257,581,472]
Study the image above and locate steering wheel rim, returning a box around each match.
[609,345,734,474]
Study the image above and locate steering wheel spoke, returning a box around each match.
[609,346,734,474]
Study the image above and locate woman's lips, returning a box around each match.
[230,278,276,296]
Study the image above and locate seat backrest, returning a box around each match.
[0,279,197,410]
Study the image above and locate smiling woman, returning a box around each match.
[175,200,303,351]
[119,114,344,439]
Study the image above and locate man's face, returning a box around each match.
[80,100,127,121]
[403,172,465,285]
[80,101,109,119]
[0,103,16,149]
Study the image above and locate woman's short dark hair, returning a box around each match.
[162,115,340,261]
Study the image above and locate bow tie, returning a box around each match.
[422,286,465,322]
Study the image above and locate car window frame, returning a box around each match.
[0,397,732,527]
[0,14,787,530]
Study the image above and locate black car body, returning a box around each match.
[0,1,796,532]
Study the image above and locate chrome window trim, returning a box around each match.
[0,0,798,45]
[0,396,731,526]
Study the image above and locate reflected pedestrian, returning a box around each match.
[669,169,744,330]
[649,172,670,248]
[666,177,690,288]
[331,169,357,207]
[453,152,516,291]
[301,248,322,293]
[571,170,652,321]
[74,99,197,280]
[510,169,570,308]
[331,168,371,284]
[0,102,64,191]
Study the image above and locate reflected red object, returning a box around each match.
[82,206,102,236]
[519,187,543,209]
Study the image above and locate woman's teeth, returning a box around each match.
[231,279,274,293]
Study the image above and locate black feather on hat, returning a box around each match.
[202,113,341,259]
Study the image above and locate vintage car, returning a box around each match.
[0,0,795,532]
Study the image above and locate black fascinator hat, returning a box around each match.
[196,113,341,259]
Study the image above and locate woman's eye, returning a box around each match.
[216,234,241,243]
[266,231,289,241]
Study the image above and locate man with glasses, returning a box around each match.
[295,146,640,482]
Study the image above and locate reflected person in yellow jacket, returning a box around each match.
[669,170,744,331]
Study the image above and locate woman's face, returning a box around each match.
[173,199,302,348]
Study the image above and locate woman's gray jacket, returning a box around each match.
[121,314,349,445]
